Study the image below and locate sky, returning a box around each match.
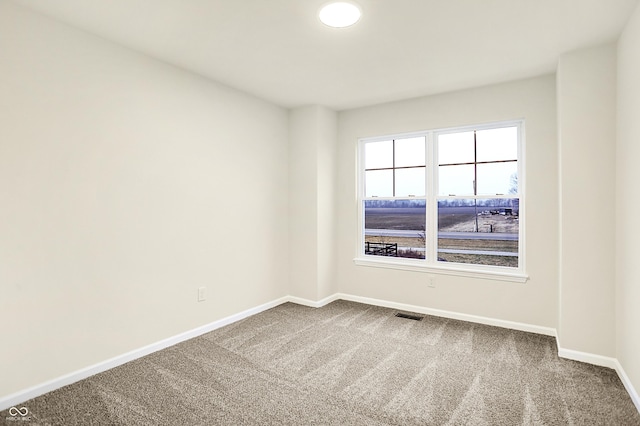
[365,126,518,198]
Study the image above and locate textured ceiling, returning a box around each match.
[10,0,640,110]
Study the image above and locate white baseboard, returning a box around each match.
[556,346,618,369]
[554,336,639,413]
[334,292,557,336]
[0,296,289,412]
[286,293,340,308]
[614,360,640,413]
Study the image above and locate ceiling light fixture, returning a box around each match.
[319,2,361,28]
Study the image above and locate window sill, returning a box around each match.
[353,256,529,283]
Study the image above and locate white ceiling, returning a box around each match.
[10,0,640,110]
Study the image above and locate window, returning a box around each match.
[357,120,525,281]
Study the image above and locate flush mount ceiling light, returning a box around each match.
[319,2,362,28]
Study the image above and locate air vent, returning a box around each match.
[395,312,424,321]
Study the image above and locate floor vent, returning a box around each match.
[395,312,424,321]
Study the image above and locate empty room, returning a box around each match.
[1,0,640,424]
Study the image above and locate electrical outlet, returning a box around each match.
[198,286,206,302]
[428,275,436,288]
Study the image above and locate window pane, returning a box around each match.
[364,199,426,259]
[437,199,519,267]
[395,167,426,197]
[438,164,475,196]
[438,131,474,164]
[476,162,518,195]
[365,170,393,197]
[365,140,393,169]
[476,127,518,162]
[395,137,426,167]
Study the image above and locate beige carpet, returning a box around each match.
[3,300,639,425]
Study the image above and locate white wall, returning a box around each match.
[336,76,558,328]
[0,1,289,399]
[617,1,640,403]
[289,105,338,301]
[316,107,339,300]
[289,107,319,300]
[557,44,617,357]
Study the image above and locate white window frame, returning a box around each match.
[354,119,528,283]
